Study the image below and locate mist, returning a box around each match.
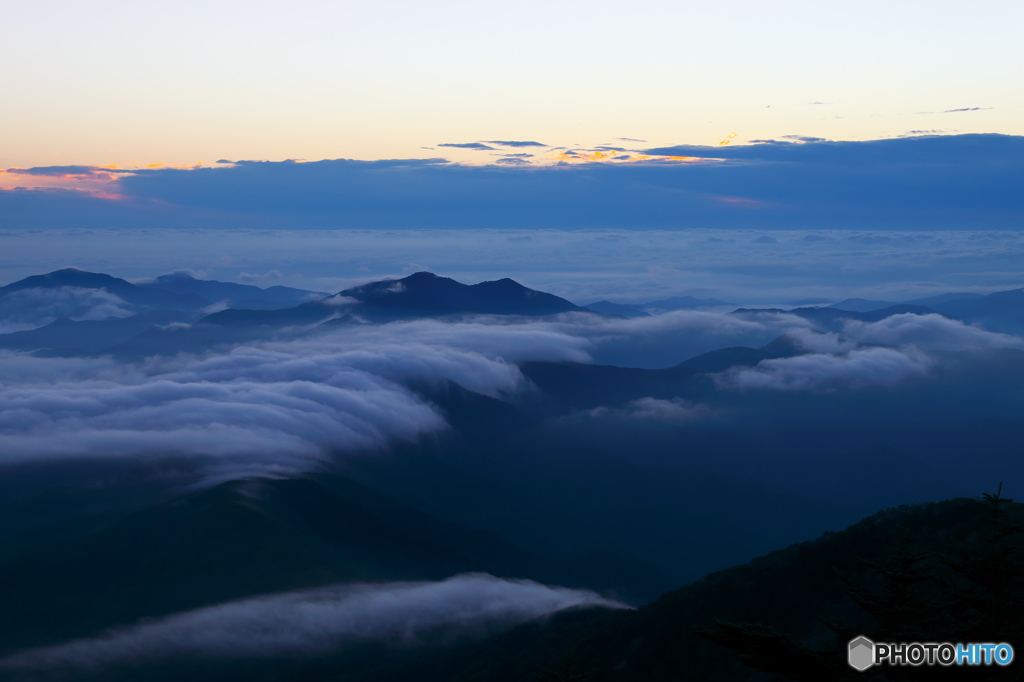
[1,574,627,671]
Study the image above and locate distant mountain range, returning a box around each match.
[585,295,734,317]
[200,271,588,328]
[0,268,208,313]
[827,290,1024,333]
[0,270,596,356]
[139,271,326,310]
[2,268,1022,357]
[592,287,1024,334]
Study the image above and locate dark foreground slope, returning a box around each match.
[37,493,1011,682]
[396,493,1024,682]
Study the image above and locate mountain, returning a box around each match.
[583,301,651,318]
[678,333,805,373]
[904,291,984,307]
[140,271,326,310]
[196,272,589,329]
[827,297,896,312]
[924,287,1024,334]
[406,495,1018,682]
[337,271,587,321]
[0,310,199,354]
[643,295,733,310]
[0,475,669,658]
[519,361,701,413]
[339,380,864,590]
[788,297,834,305]
[0,268,208,311]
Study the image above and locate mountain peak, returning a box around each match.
[335,272,585,320]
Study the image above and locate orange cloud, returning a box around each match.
[713,195,764,206]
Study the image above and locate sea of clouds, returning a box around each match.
[0,307,1020,482]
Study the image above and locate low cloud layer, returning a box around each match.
[0,319,594,480]
[1,573,627,670]
[718,346,935,391]
[0,307,1018,479]
[0,308,789,479]
[842,313,1024,351]
[2,227,1023,308]
[588,397,711,421]
[0,286,134,332]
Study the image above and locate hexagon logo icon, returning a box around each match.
[848,636,875,671]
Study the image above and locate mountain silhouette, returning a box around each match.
[197,271,588,328]
[925,287,1024,334]
[0,268,208,311]
[0,475,667,658]
[0,310,198,354]
[416,495,1019,682]
[337,271,586,320]
[679,334,806,373]
[141,271,325,310]
[827,297,896,312]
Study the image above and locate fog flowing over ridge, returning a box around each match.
[1,306,1021,482]
[0,317,594,481]
[0,574,628,670]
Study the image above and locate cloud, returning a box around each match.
[0,306,829,478]
[0,318,595,481]
[780,135,827,142]
[0,573,627,670]
[496,158,530,165]
[1,165,124,177]
[322,294,360,307]
[485,140,547,147]
[841,313,1024,351]
[785,328,857,354]
[5,226,1020,312]
[4,134,1022,231]
[237,269,284,284]
[718,346,934,391]
[437,142,496,150]
[587,397,710,421]
[136,268,210,284]
[913,107,994,114]
[0,286,135,329]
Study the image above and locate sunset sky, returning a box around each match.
[2,0,1022,302]
[3,0,1021,171]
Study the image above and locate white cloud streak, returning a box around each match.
[0,319,594,481]
[1,574,628,670]
[841,313,1024,351]
[588,397,711,421]
[718,346,935,391]
[0,286,134,331]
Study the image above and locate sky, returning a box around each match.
[3,0,1022,170]
[2,0,1022,301]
